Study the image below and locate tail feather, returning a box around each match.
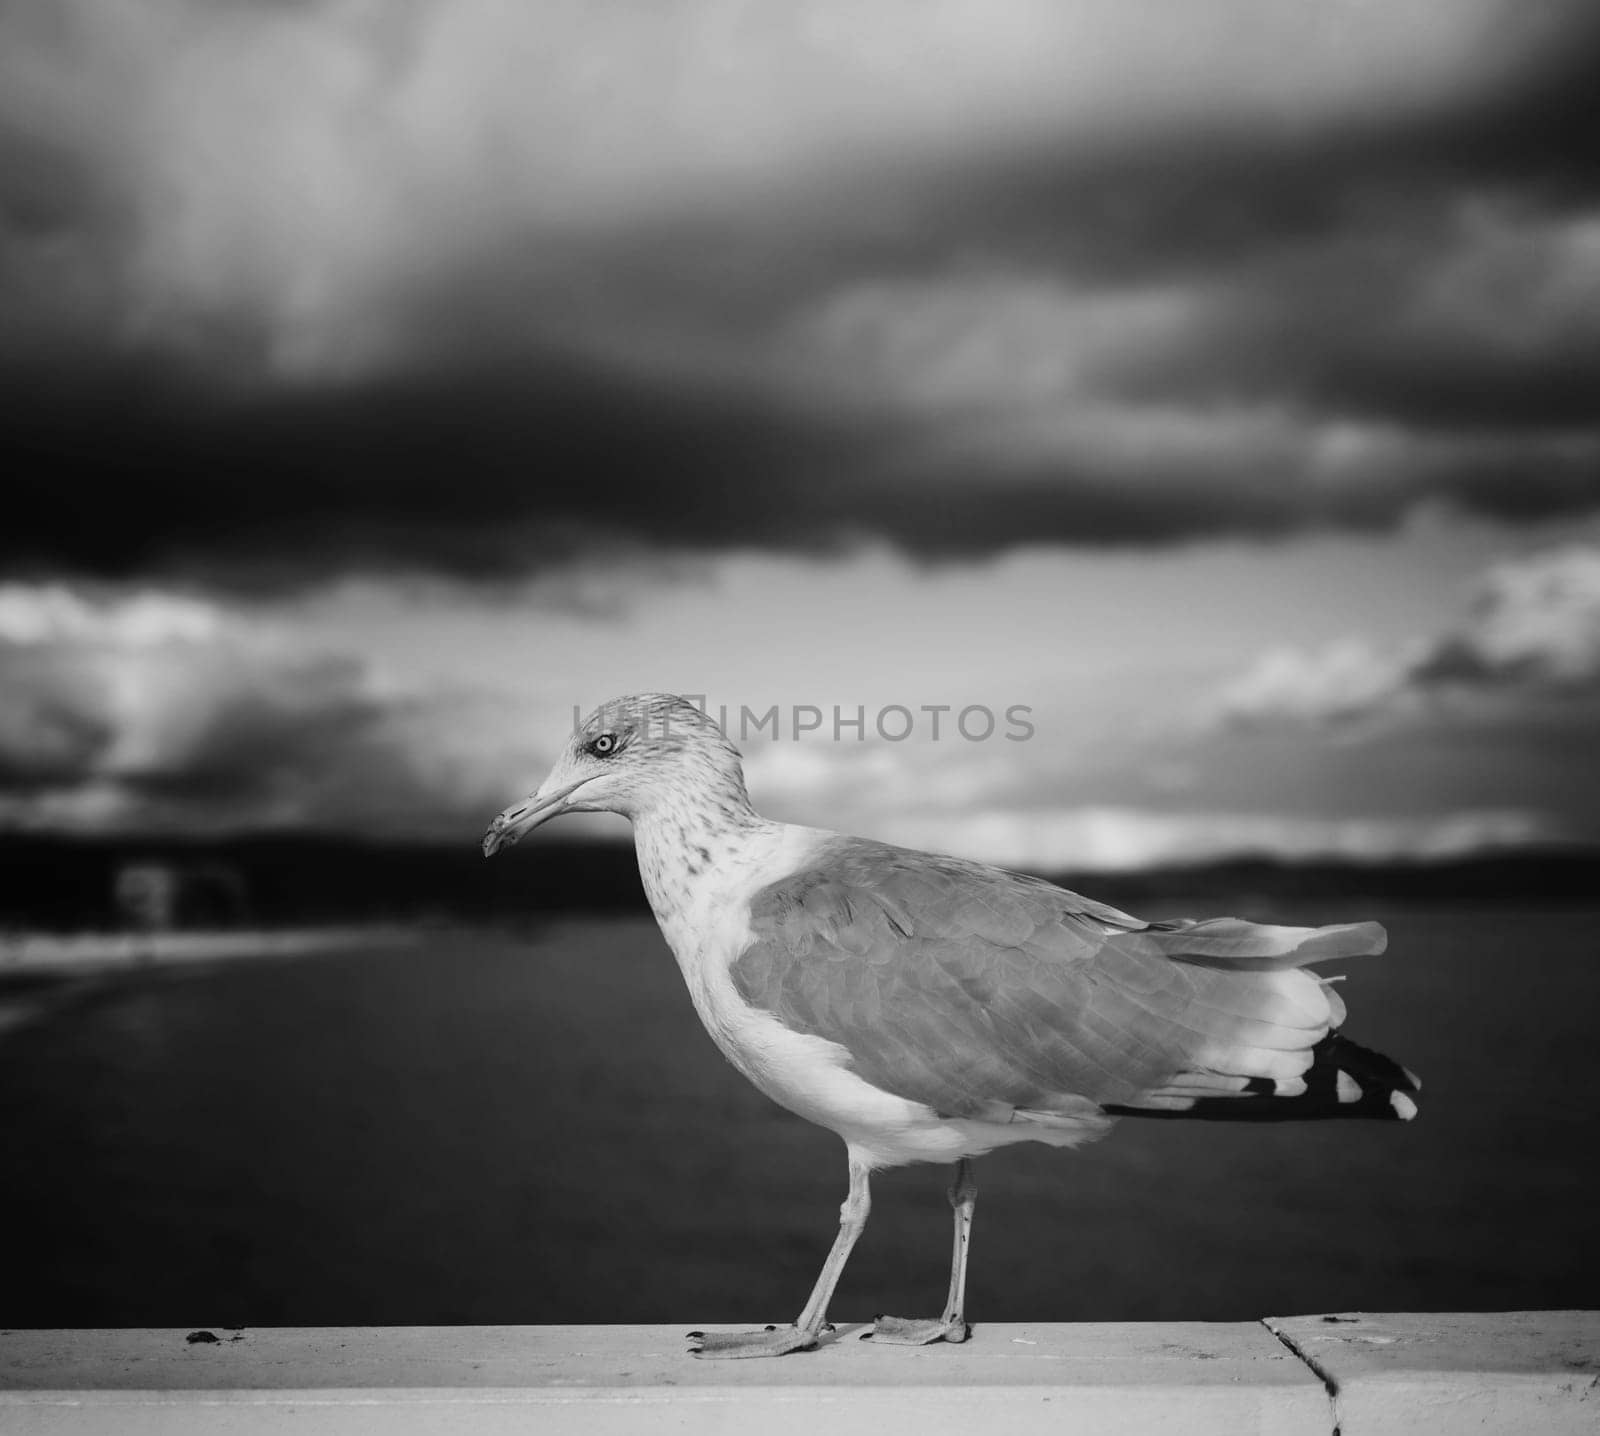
[1103,912,1414,1123]
[1108,1032,1421,1123]
[1148,917,1388,971]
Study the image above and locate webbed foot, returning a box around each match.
[686,1324,819,1359]
[863,1314,971,1345]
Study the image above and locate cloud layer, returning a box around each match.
[2,545,1594,861]
[4,4,1597,861]
[876,805,1557,872]
[1220,544,1600,730]
[0,584,516,834]
[4,0,1599,581]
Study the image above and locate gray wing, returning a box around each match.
[733,837,1385,1118]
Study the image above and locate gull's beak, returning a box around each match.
[481,777,591,857]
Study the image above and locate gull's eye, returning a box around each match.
[588,732,619,758]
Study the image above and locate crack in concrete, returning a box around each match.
[1262,1318,1342,1436]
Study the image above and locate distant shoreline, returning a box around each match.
[0,925,424,979]
[3,834,1598,936]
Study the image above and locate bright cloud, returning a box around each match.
[1219,544,1600,730]
[877,805,1559,872]
[0,584,519,835]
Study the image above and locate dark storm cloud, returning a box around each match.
[12,344,1591,586]
[3,352,892,583]
[3,0,1600,582]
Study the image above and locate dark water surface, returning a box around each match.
[3,905,1596,1326]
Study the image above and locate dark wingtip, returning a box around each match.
[1110,1032,1422,1124]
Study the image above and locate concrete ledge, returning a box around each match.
[0,1323,1325,1435]
[1267,1311,1599,1436]
[1,1316,1593,1435]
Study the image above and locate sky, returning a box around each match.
[3,0,1599,867]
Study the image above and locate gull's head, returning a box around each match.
[482,693,749,856]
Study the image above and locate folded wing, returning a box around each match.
[734,837,1404,1122]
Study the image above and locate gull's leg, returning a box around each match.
[940,1156,978,1338]
[870,1157,977,1345]
[688,1154,871,1359]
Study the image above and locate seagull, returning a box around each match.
[483,693,1420,1360]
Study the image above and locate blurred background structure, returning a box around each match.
[1,1,1597,1327]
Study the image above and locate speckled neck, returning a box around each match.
[630,769,771,954]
